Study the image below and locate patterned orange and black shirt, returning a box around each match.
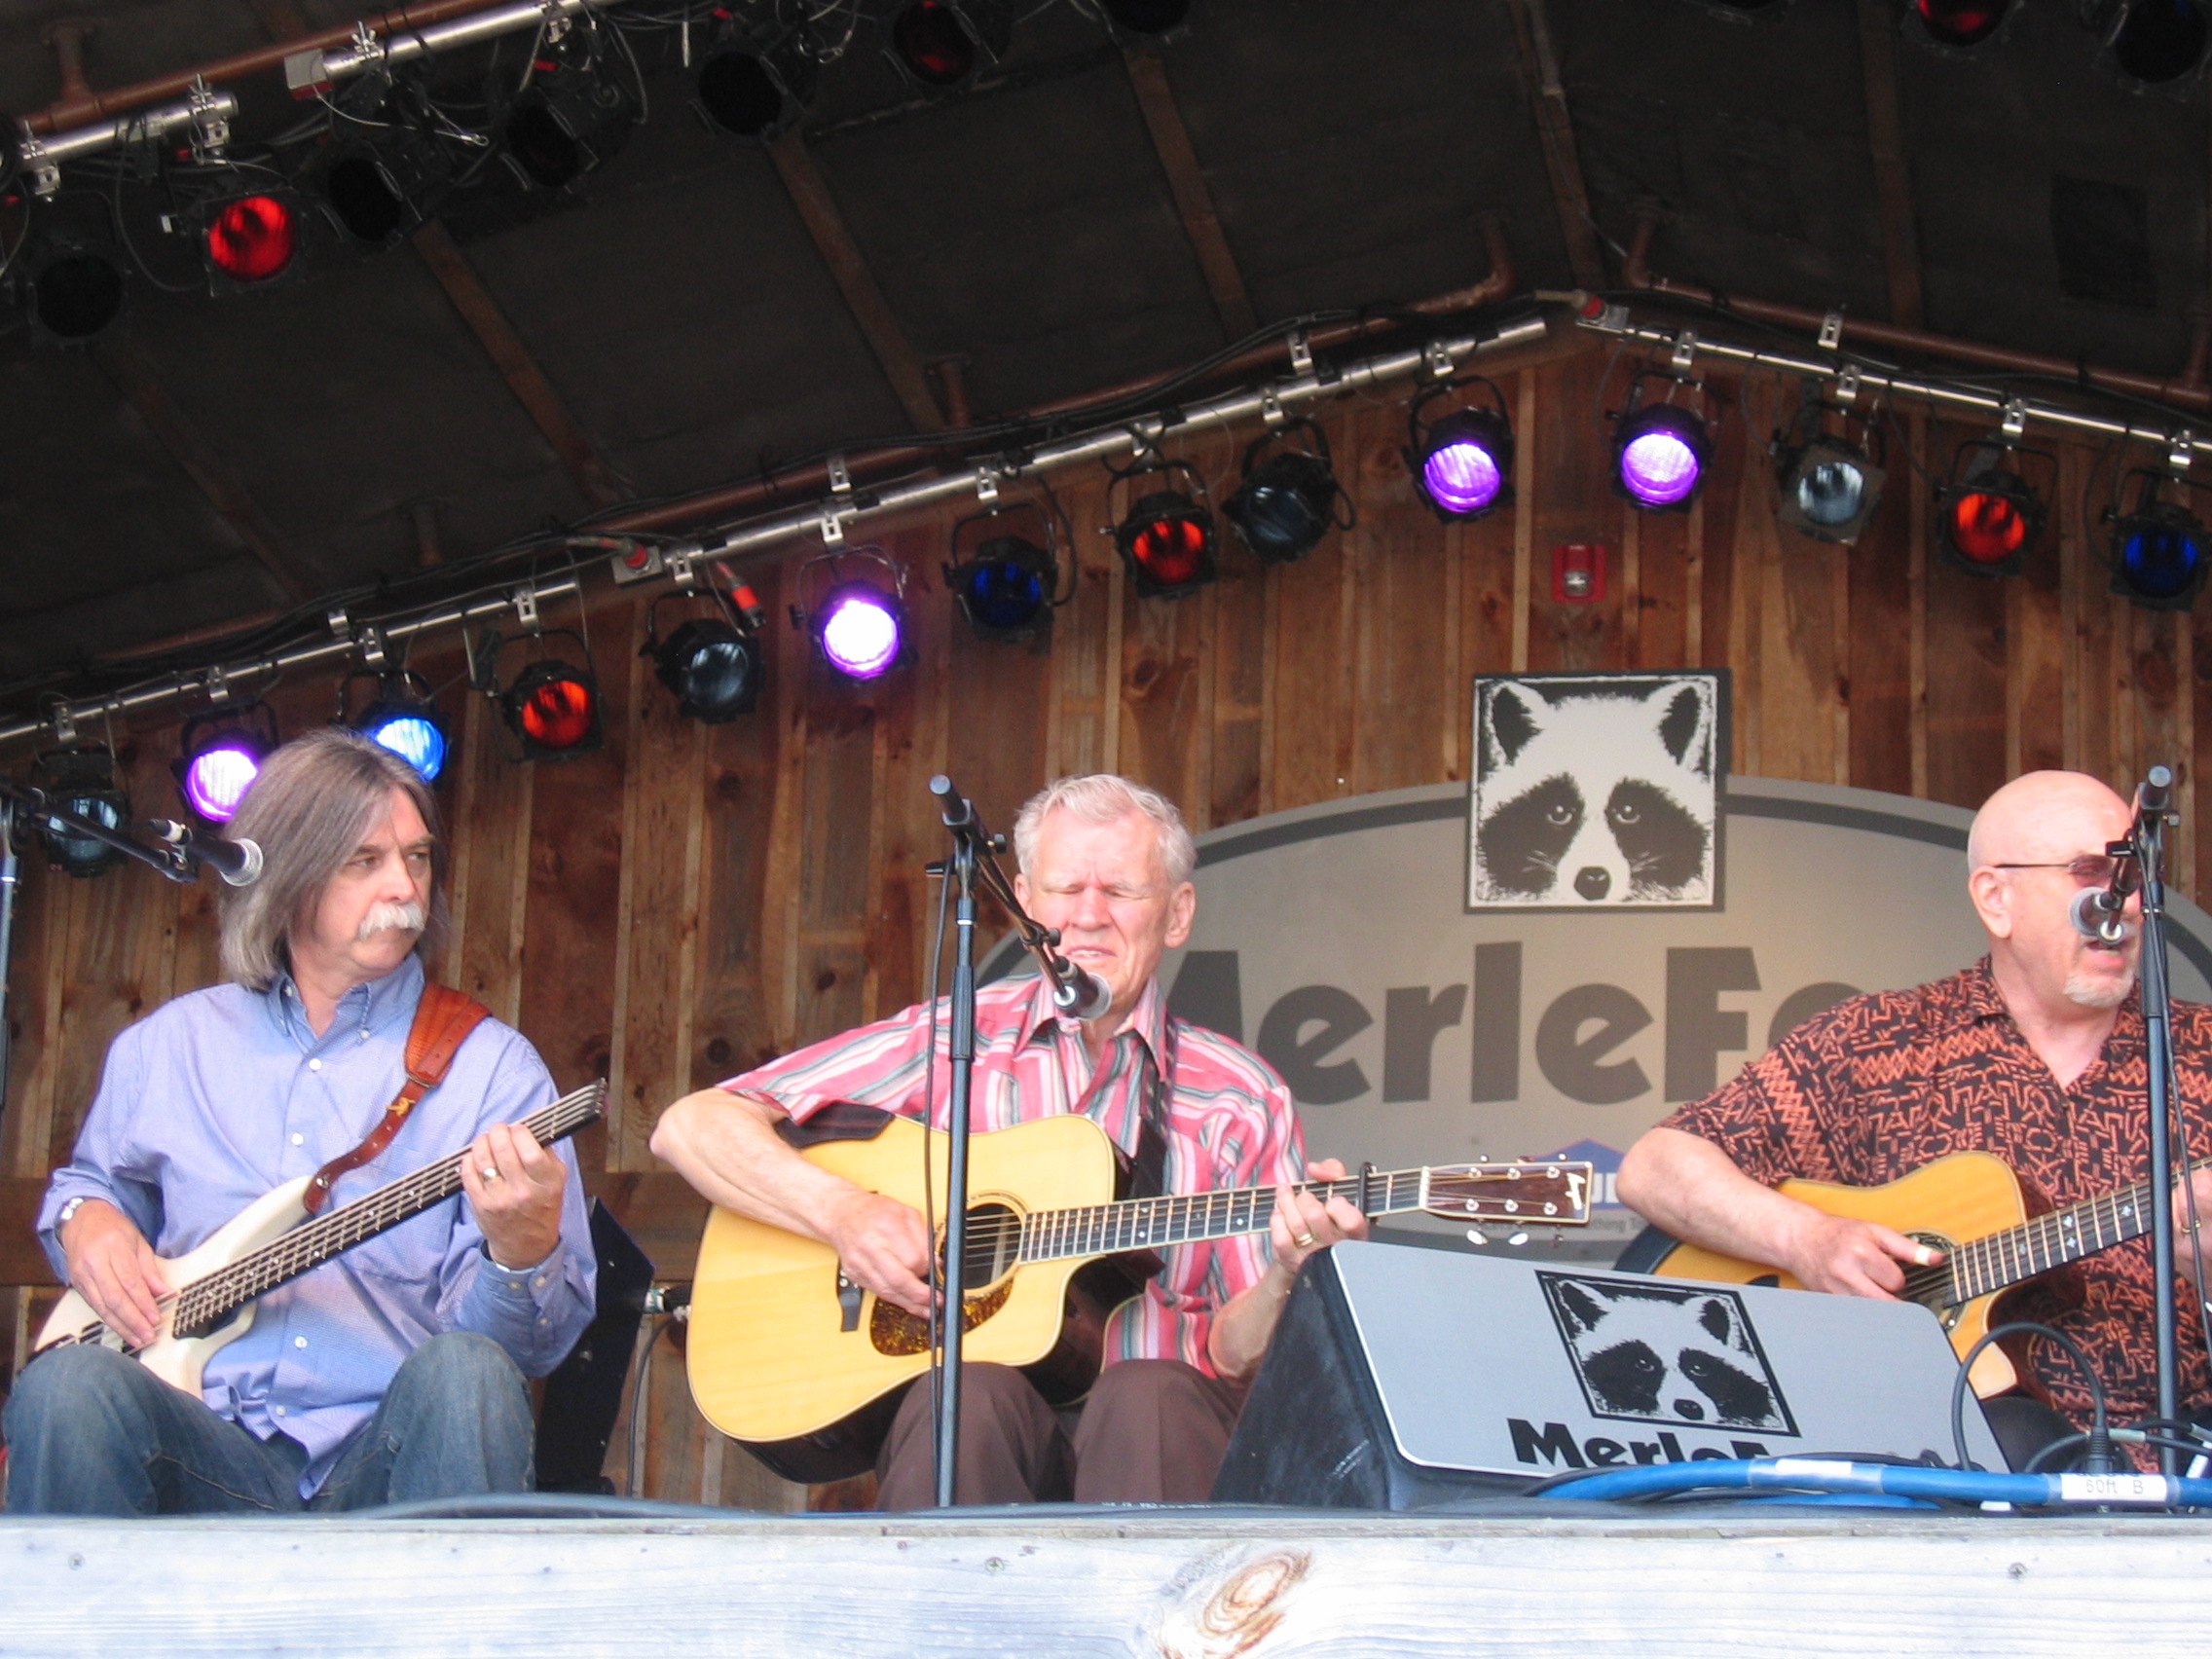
[1662,959,2212,1437]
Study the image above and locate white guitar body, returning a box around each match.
[35,1176,315,1398]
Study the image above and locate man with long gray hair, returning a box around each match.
[653,772,1363,1505]
[6,728,595,1515]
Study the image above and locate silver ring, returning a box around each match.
[481,1164,501,1183]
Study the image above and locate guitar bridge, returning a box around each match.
[835,1271,863,1334]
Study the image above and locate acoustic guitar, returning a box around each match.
[34,1081,607,1395]
[1649,1148,2199,1398]
[684,1110,1594,1482]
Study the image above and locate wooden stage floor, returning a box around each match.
[7,1504,2212,1657]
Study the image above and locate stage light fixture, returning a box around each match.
[498,627,606,760]
[500,22,644,193]
[817,585,905,679]
[1771,395,1887,545]
[203,193,299,287]
[1937,440,2049,577]
[1096,0,1196,39]
[1406,380,1515,523]
[33,747,129,878]
[2107,471,2211,610]
[28,247,125,342]
[888,0,1012,91]
[348,672,452,783]
[2108,0,2210,86]
[948,537,1052,639]
[696,17,820,142]
[1108,455,1217,598]
[646,594,766,722]
[175,700,278,824]
[1910,0,2011,47]
[1610,377,1714,513]
[1228,419,1352,562]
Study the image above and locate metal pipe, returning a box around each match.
[1576,306,2212,459]
[20,87,238,171]
[298,0,597,87]
[20,0,545,133]
[0,313,1547,753]
[1620,208,2212,414]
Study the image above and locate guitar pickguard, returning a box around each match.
[868,1280,1014,1356]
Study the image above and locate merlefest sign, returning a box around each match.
[990,772,2212,1265]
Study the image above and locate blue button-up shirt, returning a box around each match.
[37,953,597,1496]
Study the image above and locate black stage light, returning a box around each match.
[1910,0,2013,48]
[1117,493,1216,596]
[1610,378,1714,513]
[2107,470,2212,610]
[314,74,458,248]
[175,699,280,824]
[18,198,129,343]
[1097,0,1197,40]
[1937,440,2049,578]
[1227,419,1352,563]
[1406,380,1515,523]
[1771,395,1887,545]
[2107,0,2210,87]
[696,16,820,142]
[887,0,1013,92]
[34,746,129,878]
[500,22,643,192]
[647,598,764,720]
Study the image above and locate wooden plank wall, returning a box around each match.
[6,324,2208,1507]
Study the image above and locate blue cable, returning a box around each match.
[1544,1457,2212,1508]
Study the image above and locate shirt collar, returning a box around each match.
[1022,971,1170,1071]
[1957,952,2144,1041]
[266,951,425,1047]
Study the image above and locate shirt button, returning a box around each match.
[537,1315,549,1326]
[294,1337,308,1348]
[273,1405,287,1418]
[533,1274,548,1290]
[308,1059,322,1073]
[291,1133,305,1147]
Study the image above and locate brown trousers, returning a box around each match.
[873,1359,1243,1508]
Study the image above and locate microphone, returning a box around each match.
[1049,959,1114,1022]
[2071,883,2130,945]
[149,820,264,887]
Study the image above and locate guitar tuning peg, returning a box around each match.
[1508,1231,1530,1247]
[1465,1228,1489,1246]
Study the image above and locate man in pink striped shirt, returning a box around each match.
[652,774,1365,1505]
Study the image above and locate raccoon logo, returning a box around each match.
[1470,673,1721,908]
[1540,1273,1793,1434]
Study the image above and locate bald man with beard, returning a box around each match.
[1618,770,2212,1468]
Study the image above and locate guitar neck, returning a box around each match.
[171,1082,605,1338]
[1949,1154,2212,1304]
[1016,1168,1442,1264]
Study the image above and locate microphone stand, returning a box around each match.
[0,778,213,885]
[924,773,1103,1509]
[2128,765,2184,1473]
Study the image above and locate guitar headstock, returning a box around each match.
[1419,1161,1593,1227]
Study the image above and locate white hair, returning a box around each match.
[1011,774,1196,888]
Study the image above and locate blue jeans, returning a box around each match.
[2,1331,535,1515]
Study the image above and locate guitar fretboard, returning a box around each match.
[1937,1155,2212,1306]
[168,1083,606,1340]
[1015,1168,1434,1264]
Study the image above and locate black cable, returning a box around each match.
[1950,1320,2113,1474]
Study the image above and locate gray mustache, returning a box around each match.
[357,900,426,941]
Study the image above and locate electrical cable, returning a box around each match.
[1949,1320,2111,1475]
[1532,1456,2212,1509]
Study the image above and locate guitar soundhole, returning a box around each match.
[1902,1231,1956,1314]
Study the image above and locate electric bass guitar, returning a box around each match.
[1649,1147,2201,1398]
[33,1080,607,1395]
[685,1111,1593,1482]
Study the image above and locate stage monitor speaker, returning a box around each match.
[1212,1240,2005,1510]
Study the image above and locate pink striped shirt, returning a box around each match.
[720,974,1306,1376]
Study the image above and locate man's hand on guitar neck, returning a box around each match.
[59,1198,168,1348]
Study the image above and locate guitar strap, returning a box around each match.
[1120,1017,1178,1202]
[303,983,492,1216]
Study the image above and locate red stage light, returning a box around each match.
[1946,490,2029,565]
[503,661,604,759]
[1913,0,2009,47]
[1132,517,1206,586]
[206,196,297,283]
[519,676,596,750]
[893,1,979,86]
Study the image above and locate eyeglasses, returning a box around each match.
[1992,855,2130,887]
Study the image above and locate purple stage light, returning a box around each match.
[1612,403,1711,511]
[817,583,903,679]
[1406,404,1513,523]
[182,744,261,823]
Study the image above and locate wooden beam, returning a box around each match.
[1122,49,1257,340]
[410,219,627,509]
[766,131,947,433]
[91,336,313,605]
[1855,0,1927,328]
[1505,0,1605,291]
[1,1177,57,1285]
